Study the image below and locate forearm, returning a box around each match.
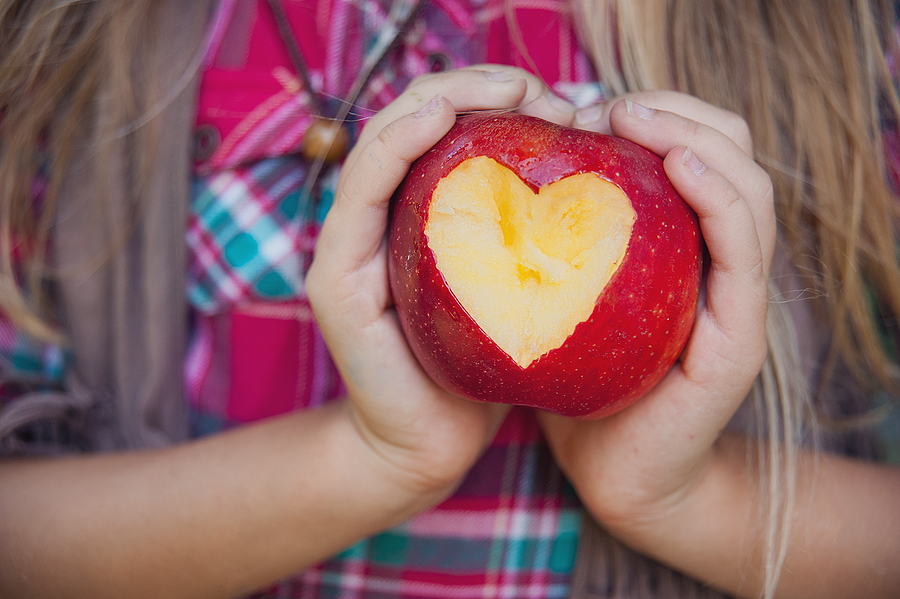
[600,432,900,599]
[0,401,441,599]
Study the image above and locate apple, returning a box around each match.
[388,111,702,419]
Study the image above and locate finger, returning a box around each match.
[609,99,775,274]
[448,64,577,126]
[665,146,768,339]
[354,68,529,151]
[638,90,754,154]
[315,95,456,273]
[575,90,754,155]
[355,66,577,153]
[654,145,769,433]
[555,148,770,477]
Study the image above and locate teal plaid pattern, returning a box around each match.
[187,156,339,313]
[0,318,66,386]
[253,409,584,599]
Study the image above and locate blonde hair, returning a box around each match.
[576,0,900,596]
[3,0,899,596]
[0,0,165,343]
[582,0,900,394]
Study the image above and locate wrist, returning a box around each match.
[592,432,764,596]
[596,432,748,538]
[335,399,466,519]
[332,380,510,505]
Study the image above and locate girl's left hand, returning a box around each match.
[538,92,776,587]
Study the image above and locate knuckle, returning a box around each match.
[374,122,400,152]
[720,178,745,213]
[371,127,414,180]
[407,71,439,90]
[355,115,392,152]
[686,118,705,142]
[723,110,753,154]
[335,173,364,210]
[688,317,768,393]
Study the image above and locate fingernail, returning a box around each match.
[626,99,655,120]
[575,102,604,126]
[414,94,444,116]
[682,147,706,175]
[486,71,515,82]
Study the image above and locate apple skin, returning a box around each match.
[388,112,702,419]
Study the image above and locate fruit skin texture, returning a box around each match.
[388,112,702,419]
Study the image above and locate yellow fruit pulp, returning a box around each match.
[425,156,636,368]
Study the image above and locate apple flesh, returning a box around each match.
[388,112,702,419]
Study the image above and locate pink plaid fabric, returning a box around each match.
[186,0,600,597]
[0,0,897,594]
[186,0,604,428]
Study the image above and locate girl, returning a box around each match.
[0,1,898,597]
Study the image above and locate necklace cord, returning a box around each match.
[265,0,326,116]
[264,0,431,204]
[266,0,429,125]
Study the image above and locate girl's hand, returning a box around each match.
[539,92,776,585]
[306,67,576,505]
[0,69,582,599]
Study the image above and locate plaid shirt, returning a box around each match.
[0,174,67,403]
[187,1,597,597]
[4,1,899,596]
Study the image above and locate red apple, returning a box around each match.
[388,111,702,419]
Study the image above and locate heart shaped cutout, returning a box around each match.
[425,156,636,368]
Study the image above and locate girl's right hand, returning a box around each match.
[0,68,583,599]
[305,66,578,506]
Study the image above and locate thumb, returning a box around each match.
[316,95,456,272]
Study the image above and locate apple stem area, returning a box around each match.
[424,156,636,368]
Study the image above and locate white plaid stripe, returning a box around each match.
[187,156,333,313]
